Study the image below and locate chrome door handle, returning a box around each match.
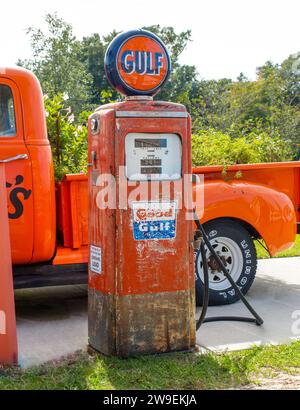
[0,154,28,163]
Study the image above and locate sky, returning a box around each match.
[0,0,299,80]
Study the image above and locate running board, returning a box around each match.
[13,263,88,289]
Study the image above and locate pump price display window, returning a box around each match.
[125,133,182,181]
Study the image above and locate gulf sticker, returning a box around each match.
[132,201,177,241]
[117,36,169,93]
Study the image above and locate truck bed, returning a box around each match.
[193,161,300,227]
[13,161,300,288]
[56,161,300,258]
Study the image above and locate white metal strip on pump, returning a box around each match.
[115,111,188,118]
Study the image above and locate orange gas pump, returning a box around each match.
[88,30,195,357]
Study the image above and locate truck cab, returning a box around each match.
[0,68,56,264]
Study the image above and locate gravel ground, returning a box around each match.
[244,372,300,390]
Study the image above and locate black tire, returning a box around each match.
[195,219,257,306]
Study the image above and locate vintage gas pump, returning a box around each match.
[88,30,195,357]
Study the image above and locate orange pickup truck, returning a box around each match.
[1,67,299,305]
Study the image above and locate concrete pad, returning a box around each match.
[196,257,300,351]
[15,285,88,368]
[15,257,300,367]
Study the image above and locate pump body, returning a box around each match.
[88,99,195,356]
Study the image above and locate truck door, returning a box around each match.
[0,78,34,264]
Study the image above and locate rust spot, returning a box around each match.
[88,289,196,357]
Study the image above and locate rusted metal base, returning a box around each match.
[88,288,196,357]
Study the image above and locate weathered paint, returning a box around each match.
[193,163,299,256]
[0,66,298,275]
[88,99,195,356]
[88,288,195,357]
[0,67,56,264]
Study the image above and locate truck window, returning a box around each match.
[0,85,16,137]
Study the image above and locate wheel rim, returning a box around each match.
[196,236,243,291]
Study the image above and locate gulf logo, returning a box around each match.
[132,201,177,221]
[105,30,171,96]
[132,201,177,241]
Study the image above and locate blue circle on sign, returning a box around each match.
[104,29,171,96]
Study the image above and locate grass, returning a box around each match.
[0,342,299,390]
[256,234,300,259]
[0,237,298,390]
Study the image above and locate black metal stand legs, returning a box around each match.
[193,212,264,331]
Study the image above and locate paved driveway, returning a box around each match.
[15,257,300,368]
[197,257,300,351]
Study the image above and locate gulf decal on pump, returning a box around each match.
[132,201,177,240]
[105,29,171,96]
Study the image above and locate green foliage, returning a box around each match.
[18,13,300,179]
[256,235,300,259]
[190,58,300,153]
[141,25,196,102]
[142,25,192,68]
[192,129,293,167]
[78,32,117,105]
[19,14,195,109]
[0,342,300,389]
[44,94,89,180]
[77,24,194,105]
[18,13,93,114]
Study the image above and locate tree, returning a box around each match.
[237,72,248,82]
[188,54,300,152]
[18,13,300,166]
[280,54,300,107]
[188,78,232,132]
[77,25,195,104]
[18,13,93,114]
[19,15,196,106]
[141,25,192,69]
[144,25,196,102]
[78,31,120,105]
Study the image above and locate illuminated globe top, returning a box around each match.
[104,29,171,96]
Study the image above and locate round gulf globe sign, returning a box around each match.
[104,29,171,96]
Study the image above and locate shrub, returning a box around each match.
[192,129,293,167]
[44,95,90,180]
[44,96,295,181]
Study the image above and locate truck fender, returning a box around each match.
[193,179,296,256]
